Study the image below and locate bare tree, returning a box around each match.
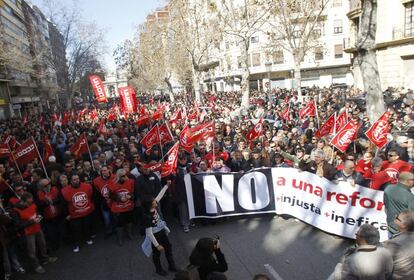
[356,0,384,122]
[210,0,270,108]
[266,0,330,98]
[39,0,107,108]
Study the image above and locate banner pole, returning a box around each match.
[85,133,95,171]
[315,99,320,129]
[32,137,49,179]
[8,143,23,179]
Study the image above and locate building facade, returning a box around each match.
[345,0,414,90]
[195,0,353,93]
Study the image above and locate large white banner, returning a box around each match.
[185,168,388,241]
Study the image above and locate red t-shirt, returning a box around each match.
[355,159,371,174]
[61,183,95,219]
[13,203,41,236]
[107,179,134,213]
[93,175,114,205]
[37,187,62,220]
[381,160,413,183]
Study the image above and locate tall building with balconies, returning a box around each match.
[345,0,414,90]
[197,0,353,93]
[0,0,39,118]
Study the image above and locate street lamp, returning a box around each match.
[265,61,272,100]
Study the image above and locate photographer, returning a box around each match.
[189,237,228,280]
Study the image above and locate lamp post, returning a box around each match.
[265,61,272,101]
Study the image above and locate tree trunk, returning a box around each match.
[356,0,384,123]
[193,70,201,103]
[293,59,302,99]
[241,69,250,109]
[164,77,175,102]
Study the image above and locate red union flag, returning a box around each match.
[0,144,10,158]
[246,118,264,142]
[159,122,173,145]
[180,124,193,153]
[315,113,336,138]
[12,138,38,166]
[69,134,89,159]
[4,135,19,150]
[188,110,198,120]
[299,100,316,119]
[188,121,214,144]
[143,162,162,172]
[89,75,108,103]
[152,108,165,121]
[118,86,137,113]
[161,142,179,177]
[43,137,54,163]
[170,109,182,123]
[281,105,290,121]
[335,111,348,134]
[365,111,391,149]
[135,114,150,127]
[330,120,361,152]
[140,124,160,149]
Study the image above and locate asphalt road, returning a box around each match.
[13,215,353,280]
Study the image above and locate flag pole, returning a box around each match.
[85,133,96,171]
[32,137,49,179]
[7,143,23,179]
[314,99,320,129]
[158,124,164,161]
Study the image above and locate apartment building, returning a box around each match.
[345,0,414,91]
[197,0,353,93]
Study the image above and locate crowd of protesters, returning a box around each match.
[0,86,412,279]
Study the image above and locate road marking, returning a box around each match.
[264,264,285,280]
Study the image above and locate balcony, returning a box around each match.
[343,37,357,53]
[347,0,361,19]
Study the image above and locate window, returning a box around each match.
[315,47,323,60]
[334,44,343,58]
[272,50,284,64]
[405,2,414,37]
[332,0,342,7]
[334,19,343,34]
[237,56,243,68]
[250,36,259,43]
[252,53,261,66]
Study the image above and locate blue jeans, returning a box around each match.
[101,204,117,234]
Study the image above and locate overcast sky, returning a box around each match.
[30,0,167,71]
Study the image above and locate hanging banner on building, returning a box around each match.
[118,86,137,113]
[185,168,388,241]
[89,75,108,103]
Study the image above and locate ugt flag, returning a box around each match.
[365,111,391,149]
[140,124,160,149]
[299,100,316,119]
[330,120,361,152]
[89,75,108,103]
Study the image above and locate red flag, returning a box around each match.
[335,111,348,134]
[89,75,108,103]
[0,144,11,158]
[98,120,108,135]
[12,138,38,166]
[159,122,174,145]
[170,109,182,123]
[315,112,336,138]
[135,114,150,126]
[179,124,193,153]
[139,105,148,116]
[188,121,215,144]
[365,111,391,149]
[118,86,137,113]
[51,113,58,123]
[43,137,54,163]
[69,134,89,159]
[281,105,290,121]
[299,100,316,119]
[246,119,264,142]
[161,142,179,177]
[143,162,163,172]
[107,111,117,121]
[188,110,198,120]
[4,135,19,150]
[330,120,361,152]
[62,112,69,125]
[140,125,160,149]
[152,108,165,121]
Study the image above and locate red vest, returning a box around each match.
[93,175,114,205]
[14,203,41,236]
[108,179,134,213]
[37,186,62,220]
[61,183,95,219]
